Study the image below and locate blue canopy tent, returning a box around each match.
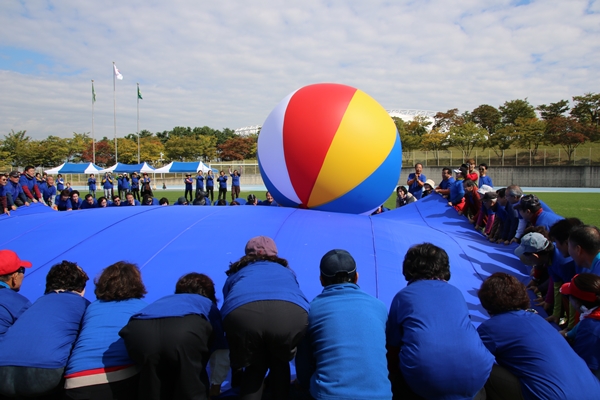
[44,162,102,174]
[1,195,532,327]
[97,162,156,174]
[153,161,213,173]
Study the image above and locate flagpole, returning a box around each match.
[113,62,118,163]
[137,83,140,164]
[92,80,96,165]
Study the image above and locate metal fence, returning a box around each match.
[403,148,600,167]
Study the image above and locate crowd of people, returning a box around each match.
[0,166,277,215]
[2,160,600,399]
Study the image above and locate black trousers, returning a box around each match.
[119,315,212,400]
[0,365,64,399]
[224,301,308,400]
[218,188,227,201]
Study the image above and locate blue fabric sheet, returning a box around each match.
[1,195,533,326]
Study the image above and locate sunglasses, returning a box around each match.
[16,267,25,275]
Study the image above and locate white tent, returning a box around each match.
[153,161,212,174]
[44,163,102,174]
[97,162,156,174]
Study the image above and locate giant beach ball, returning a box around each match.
[257,83,402,214]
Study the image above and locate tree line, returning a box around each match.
[3,92,599,170]
[395,93,600,163]
[0,126,258,170]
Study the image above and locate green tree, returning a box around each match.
[38,136,70,166]
[82,138,114,166]
[212,128,237,146]
[514,117,547,157]
[398,116,430,152]
[218,136,257,161]
[67,132,92,162]
[2,130,31,167]
[571,93,600,127]
[115,138,139,164]
[164,136,204,161]
[139,137,165,164]
[448,122,487,158]
[471,104,501,136]
[421,128,450,164]
[499,99,536,126]
[197,135,218,161]
[537,100,570,121]
[433,109,464,132]
[547,116,589,163]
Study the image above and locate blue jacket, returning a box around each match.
[206,175,214,188]
[42,185,57,203]
[88,178,96,191]
[196,175,204,190]
[19,174,40,200]
[217,176,227,189]
[449,180,465,205]
[0,286,31,337]
[297,284,391,399]
[55,196,72,211]
[102,175,113,189]
[121,176,131,190]
[5,180,27,206]
[230,173,241,187]
[131,176,139,189]
[56,178,64,191]
[221,261,309,318]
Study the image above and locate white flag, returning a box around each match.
[113,64,123,80]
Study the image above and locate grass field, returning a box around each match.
[149,189,600,227]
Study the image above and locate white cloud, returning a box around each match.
[0,0,599,139]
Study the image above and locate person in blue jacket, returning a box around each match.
[0,250,32,337]
[229,168,242,202]
[0,174,9,215]
[0,261,90,399]
[64,261,148,399]
[87,174,97,198]
[70,190,83,210]
[19,166,44,204]
[386,243,493,399]
[55,189,73,211]
[222,236,309,399]
[80,194,98,210]
[102,173,114,199]
[205,170,214,202]
[560,273,600,379]
[296,249,392,400]
[477,272,600,399]
[195,171,205,199]
[6,171,30,210]
[131,172,141,201]
[406,163,426,200]
[56,174,65,191]
[43,176,57,208]
[121,173,131,197]
[184,173,194,203]
[478,163,493,188]
[123,192,140,206]
[117,174,124,199]
[216,171,228,201]
[119,272,224,400]
[449,166,466,212]
[141,173,152,197]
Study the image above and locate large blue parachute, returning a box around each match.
[1,195,529,326]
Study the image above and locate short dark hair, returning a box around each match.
[24,165,35,172]
[569,225,600,254]
[478,272,530,315]
[61,189,71,197]
[549,218,584,243]
[159,197,169,205]
[126,192,134,199]
[227,254,289,276]
[321,271,357,286]
[396,185,407,195]
[442,167,452,175]
[94,261,146,301]
[143,194,154,204]
[112,195,121,201]
[71,190,80,197]
[216,199,227,206]
[478,163,488,169]
[175,273,217,303]
[45,261,89,294]
[463,179,476,188]
[403,243,450,282]
[97,196,107,205]
[496,188,506,198]
[414,163,423,168]
[85,194,93,200]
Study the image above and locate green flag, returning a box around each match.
[137,85,143,100]
[92,82,96,102]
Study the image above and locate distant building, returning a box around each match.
[235,125,261,136]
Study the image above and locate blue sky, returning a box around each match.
[1,0,599,139]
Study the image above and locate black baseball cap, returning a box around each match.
[320,249,356,277]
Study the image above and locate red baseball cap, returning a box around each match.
[560,275,598,303]
[0,250,32,275]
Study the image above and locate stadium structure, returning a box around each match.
[234,109,438,136]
